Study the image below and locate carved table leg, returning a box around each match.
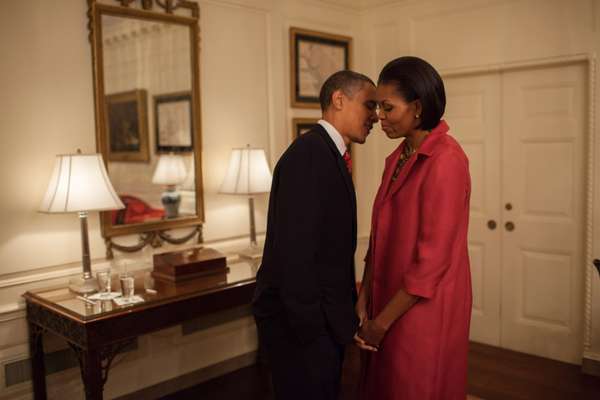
[82,349,104,400]
[69,339,134,400]
[28,321,47,400]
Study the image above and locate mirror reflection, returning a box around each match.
[101,15,196,226]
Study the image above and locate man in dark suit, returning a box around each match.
[253,70,379,400]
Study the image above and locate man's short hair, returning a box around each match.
[319,70,375,112]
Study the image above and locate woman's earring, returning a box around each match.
[415,114,420,119]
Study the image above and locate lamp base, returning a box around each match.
[69,275,99,294]
[238,245,263,260]
[161,188,181,219]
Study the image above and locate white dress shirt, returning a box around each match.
[318,119,347,156]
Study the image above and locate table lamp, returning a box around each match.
[219,145,272,259]
[39,150,124,294]
[152,153,187,218]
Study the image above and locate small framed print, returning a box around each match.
[292,118,319,139]
[290,27,352,109]
[105,89,150,162]
[154,91,193,153]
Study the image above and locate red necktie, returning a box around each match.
[343,151,352,174]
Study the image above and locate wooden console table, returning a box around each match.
[23,260,258,400]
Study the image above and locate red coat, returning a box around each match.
[360,120,472,400]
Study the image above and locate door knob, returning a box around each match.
[505,221,515,231]
[487,220,497,230]
[505,203,513,210]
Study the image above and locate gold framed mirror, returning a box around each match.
[87,0,204,257]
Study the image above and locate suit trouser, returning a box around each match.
[255,314,345,400]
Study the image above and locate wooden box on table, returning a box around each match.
[152,247,229,284]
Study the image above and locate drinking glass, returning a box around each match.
[96,269,112,299]
[119,274,135,299]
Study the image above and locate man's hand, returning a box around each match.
[358,319,387,348]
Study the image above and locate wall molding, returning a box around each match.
[298,0,362,15]
[200,0,272,13]
[584,350,600,362]
[358,0,420,15]
[440,53,593,78]
[594,0,600,33]
[410,0,518,23]
[0,233,265,291]
[0,264,87,291]
[263,11,275,164]
[0,233,370,322]
[584,54,597,352]
[583,354,600,377]
[0,232,269,322]
[0,304,26,322]
[0,346,32,399]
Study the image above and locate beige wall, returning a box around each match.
[0,0,97,274]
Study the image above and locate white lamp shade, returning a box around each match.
[219,146,272,194]
[152,154,188,185]
[39,153,125,213]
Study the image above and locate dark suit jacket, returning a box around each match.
[253,124,359,345]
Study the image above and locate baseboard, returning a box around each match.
[114,350,258,400]
[582,357,600,377]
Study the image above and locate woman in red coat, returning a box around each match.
[356,56,472,400]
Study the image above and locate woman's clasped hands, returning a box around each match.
[355,319,387,351]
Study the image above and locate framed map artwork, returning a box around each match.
[290,27,352,109]
[154,92,193,153]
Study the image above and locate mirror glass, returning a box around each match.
[101,14,197,227]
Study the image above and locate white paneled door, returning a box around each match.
[501,64,586,364]
[445,63,587,364]
[445,74,502,347]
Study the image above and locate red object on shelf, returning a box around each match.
[111,195,165,225]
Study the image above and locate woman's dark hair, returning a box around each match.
[378,56,445,131]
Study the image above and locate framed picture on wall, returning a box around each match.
[105,89,150,162]
[154,92,193,153]
[290,27,352,109]
[292,118,319,139]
